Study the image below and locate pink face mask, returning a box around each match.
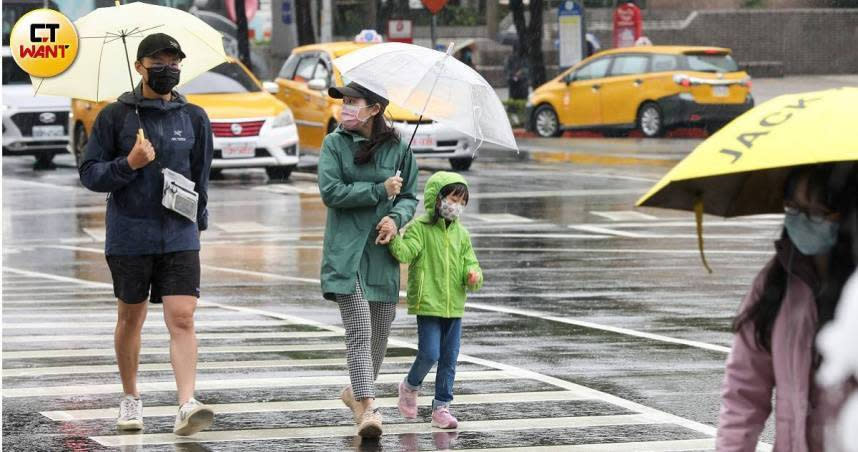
[341,104,373,130]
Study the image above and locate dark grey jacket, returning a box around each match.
[79,86,213,256]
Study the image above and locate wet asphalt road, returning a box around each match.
[2,138,780,451]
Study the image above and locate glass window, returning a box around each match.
[684,53,739,73]
[313,60,330,83]
[177,62,261,95]
[610,55,649,76]
[2,56,30,85]
[650,54,680,73]
[573,58,611,82]
[279,54,300,80]
[293,55,318,82]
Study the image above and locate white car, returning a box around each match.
[176,61,300,181]
[2,46,70,168]
[392,120,479,171]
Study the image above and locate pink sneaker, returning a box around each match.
[431,406,458,429]
[397,382,418,419]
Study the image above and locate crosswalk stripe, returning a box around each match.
[1,319,294,330]
[4,356,417,378]
[42,391,587,421]
[2,291,116,298]
[3,371,514,398]
[2,343,348,359]
[1,331,340,344]
[463,438,717,452]
[1,311,261,320]
[2,298,118,305]
[89,414,663,446]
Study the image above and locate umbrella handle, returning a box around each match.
[694,197,713,274]
[388,170,402,201]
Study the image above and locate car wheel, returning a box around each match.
[637,102,665,138]
[73,123,87,168]
[450,157,473,171]
[533,104,561,138]
[266,165,294,182]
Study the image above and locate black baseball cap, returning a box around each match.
[136,33,186,61]
[329,82,389,108]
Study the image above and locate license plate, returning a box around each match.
[411,135,436,149]
[221,143,256,158]
[712,86,729,97]
[32,125,64,138]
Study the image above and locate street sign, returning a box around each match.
[281,0,293,24]
[422,0,448,14]
[409,0,423,9]
[558,1,584,68]
[388,20,413,44]
[613,1,642,48]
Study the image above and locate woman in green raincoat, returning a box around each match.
[317,82,418,438]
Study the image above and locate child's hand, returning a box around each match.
[375,216,398,245]
[467,270,480,286]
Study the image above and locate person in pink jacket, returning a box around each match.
[717,164,857,451]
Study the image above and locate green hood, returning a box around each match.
[423,171,469,215]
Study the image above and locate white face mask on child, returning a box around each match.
[440,199,465,221]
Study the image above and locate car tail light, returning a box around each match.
[690,114,702,121]
[741,79,752,89]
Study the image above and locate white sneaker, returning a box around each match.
[116,394,143,431]
[173,398,214,436]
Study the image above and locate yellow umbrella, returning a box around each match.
[637,87,858,271]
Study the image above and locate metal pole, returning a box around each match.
[430,14,437,50]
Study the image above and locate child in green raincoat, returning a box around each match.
[387,171,483,429]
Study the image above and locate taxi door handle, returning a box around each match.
[591,84,600,91]
[634,79,643,87]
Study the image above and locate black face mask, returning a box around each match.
[146,67,180,95]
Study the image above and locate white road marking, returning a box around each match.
[473,213,535,223]
[476,247,772,255]
[465,302,730,354]
[3,267,111,288]
[214,222,277,233]
[571,225,647,238]
[590,210,659,222]
[2,291,115,299]
[8,356,417,378]
[1,320,295,331]
[1,331,340,344]
[470,189,645,199]
[2,343,347,360]
[470,233,613,239]
[82,228,106,241]
[89,414,663,446]
[3,371,513,398]
[4,266,769,448]
[42,391,585,421]
[464,439,717,452]
[201,264,319,284]
[3,178,75,191]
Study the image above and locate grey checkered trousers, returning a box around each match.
[335,275,396,400]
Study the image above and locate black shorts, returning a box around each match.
[106,251,201,304]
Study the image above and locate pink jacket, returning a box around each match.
[717,240,835,452]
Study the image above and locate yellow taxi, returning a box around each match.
[526,46,754,138]
[70,59,299,180]
[274,41,478,170]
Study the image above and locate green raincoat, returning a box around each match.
[318,127,418,302]
[388,171,483,318]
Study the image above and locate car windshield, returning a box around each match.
[685,53,739,73]
[2,56,30,85]
[177,62,261,95]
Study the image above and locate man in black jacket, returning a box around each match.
[79,33,214,436]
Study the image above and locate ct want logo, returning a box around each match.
[10,9,79,78]
[230,123,243,135]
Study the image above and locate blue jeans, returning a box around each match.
[404,316,462,410]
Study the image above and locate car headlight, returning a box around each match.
[271,109,294,128]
